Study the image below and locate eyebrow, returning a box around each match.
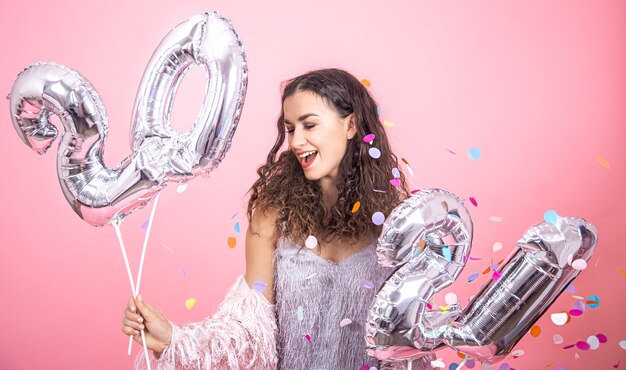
[283,113,319,124]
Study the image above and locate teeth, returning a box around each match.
[299,150,317,158]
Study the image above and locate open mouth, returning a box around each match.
[299,150,318,169]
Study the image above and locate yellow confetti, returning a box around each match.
[597,155,610,169]
[438,306,451,312]
[227,237,237,248]
[351,201,361,213]
[360,79,371,87]
[383,120,395,127]
[185,298,197,310]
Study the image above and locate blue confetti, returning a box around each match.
[442,246,452,262]
[467,272,480,283]
[253,281,267,293]
[449,363,459,370]
[468,147,481,160]
[391,167,400,178]
[587,295,600,308]
[234,222,240,233]
[544,209,559,224]
[141,220,149,229]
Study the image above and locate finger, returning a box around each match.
[124,307,144,323]
[121,324,141,337]
[128,297,137,313]
[123,317,145,331]
[135,295,159,320]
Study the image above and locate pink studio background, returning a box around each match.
[1,0,624,369]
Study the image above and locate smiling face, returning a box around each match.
[283,90,356,186]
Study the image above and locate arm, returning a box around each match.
[133,208,279,370]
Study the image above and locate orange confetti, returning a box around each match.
[619,268,626,276]
[417,240,427,249]
[351,201,361,213]
[227,237,237,248]
[597,155,610,169]
[530,325,541,337]
[361,79,371,87]
[457,352,466,359]
[383,120,395,127]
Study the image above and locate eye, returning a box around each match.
[304,123,317,130]
[285,126,294,134]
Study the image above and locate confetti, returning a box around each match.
[587,336,600,350]
[253,281,267,293]
[372,212,385,225]
[465,359,476,368]
[230,211,239,219]
[569,309,583,316]
[368,147,381,159]
[363,133,376,143]
[492,242,503,252]
[141,220,149,230]
[227,237,237,248]
[619,340,626,350]
[392,167,401,178]
[305,235,318,249]
[469,197,478,207]
[340,318,352,327]
[184,298,197,310]
[571,259,587,270]
[305,334,312,343]
[401,158,415,177]
[430,360,445,368]
[489,216,503,222]
[444,292,458,305]
[234,222,240,233]
[442,246,452,261]
[469,256,482,261]
[450,363,459,370]
[351,201,361,213]
[467,272,480,283]
[305,273,317,280]
[613,360,621,368]
[597,334,608,343]
[551,312,569,326]
[447,148,457,155]
[373,189,386,193]
[620,268,626,276]
[178,267,187,277]
[576,341,590,351]
[553,334,564,344]
[511,349,525,358]
[587,295,600,308]
[530,325,541,337]
[597,155,610,169]
[390,178,400,187]
[544,210,559,224]
[362,280,375,289]
[573,301,586,312]
[491,271,502,281]
[468,147,481,160]
[383,120,395,127]
[297,306,304,320]
[567,283,576,293]
[361,79,371,87]
[177,183,188,193]
[498,363,510,370]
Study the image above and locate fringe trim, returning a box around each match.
[134,275,278,370]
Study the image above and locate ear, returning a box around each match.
[345,113,357,139]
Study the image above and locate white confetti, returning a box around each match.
[587,335,600,350]
[551,312,568,326]
[305,235,318,249]
[553,334,564,344]
[430,359,445,368]
[489,216,503,222]
[297,306,304,321]
[340,318,352,327]
[177,183,188,193]
[619,340,626,350]
[492,242,503,252]
[444,292,458,305]
[571,259,588,270]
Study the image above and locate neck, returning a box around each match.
[318,177,338,209]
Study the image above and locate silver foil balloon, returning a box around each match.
[366,188,473,360]
[442,216,598,363]
[8,12,247,226]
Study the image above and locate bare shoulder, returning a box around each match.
[245,207,279,304]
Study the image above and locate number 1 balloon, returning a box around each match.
[366,189,598,364]
[7,12,247,227]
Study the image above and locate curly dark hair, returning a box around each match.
[247,68,409,246]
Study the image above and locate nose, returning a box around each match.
[290,126,307,148]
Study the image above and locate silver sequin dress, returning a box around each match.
[274,236,434,370]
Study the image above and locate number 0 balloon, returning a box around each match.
[7,12,247,226]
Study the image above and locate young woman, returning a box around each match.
[122,68,434,369]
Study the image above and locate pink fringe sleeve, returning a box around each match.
[135,275,278,370]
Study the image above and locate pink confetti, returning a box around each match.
[492,271,502,281]
[305,334,312,343]
[597,333,608,343]
[363,134,376,143]
[563,344,576,349]
[469,197,478,207]
[447,148,457,155]
[469,256,482,261]
[389,178,400,187]
[569,309,583,316]
[576,341,590,351]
